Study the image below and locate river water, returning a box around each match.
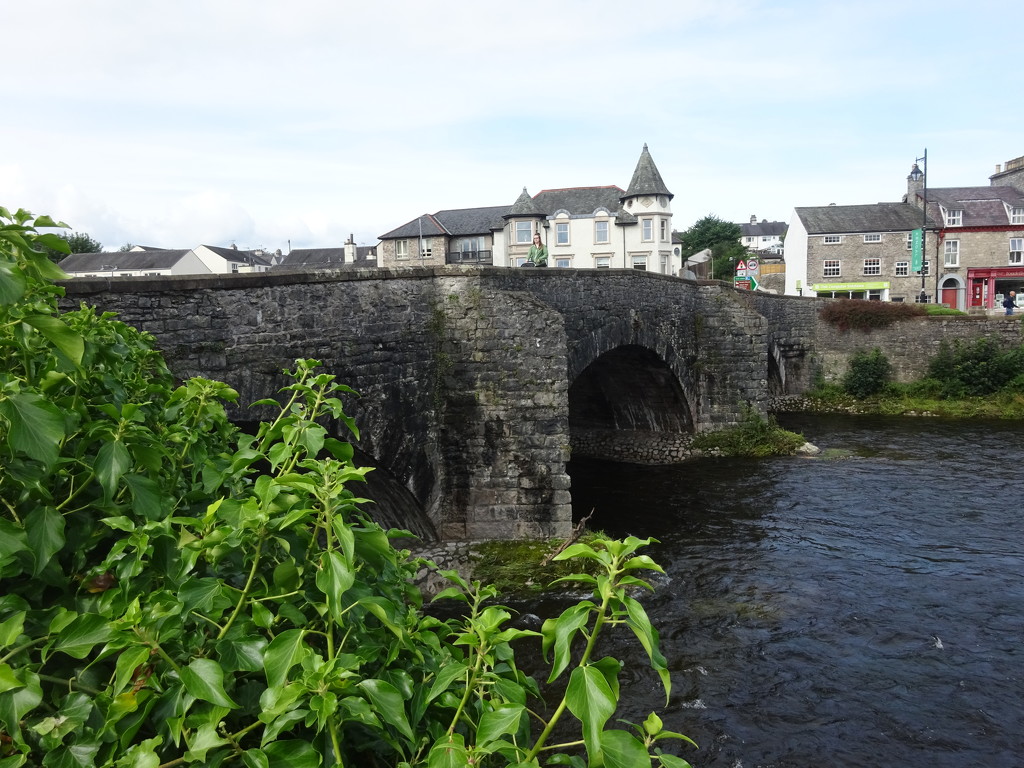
[566,414,1024,768]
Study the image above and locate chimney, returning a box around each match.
[996,164,1002,173]
[344,233,356,264]
[750,215,757,224]
[230,243,237,250]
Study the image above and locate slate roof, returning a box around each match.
[59,249,192,272]
[505,188,544,218]
[532,186,625,216]
[622,143,672,200]
[277,247,377,269]
[919,186,1024,227]
[199,244,273,266]
[380,206,508,240]
[795,203,933,234]
[740,219,788,237]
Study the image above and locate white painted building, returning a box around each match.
[378,145,682,275]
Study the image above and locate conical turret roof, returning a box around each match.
[503,187,545,218]
[622,144,672,201]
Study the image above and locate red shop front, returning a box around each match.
[967,267,1024,309]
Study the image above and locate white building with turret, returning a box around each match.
[378,145,681,274]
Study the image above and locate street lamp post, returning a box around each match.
[916,150,928,303]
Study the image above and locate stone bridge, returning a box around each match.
[61,267,1020,541]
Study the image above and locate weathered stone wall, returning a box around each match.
[811,314,1024,383]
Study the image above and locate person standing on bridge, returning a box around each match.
[1003,290,1017,316]
[527,233,548,267]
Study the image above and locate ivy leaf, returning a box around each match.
[599,729,652,768]
[241,749,270,768]
[25,507,65,577]
[0,261,27,305]
[95,440,131,500]
[357,679,413,741]
[316,550,354,615]
[0,392,65,467]
[0,612,25,649]
[0,663,22,694]
[52,613,114,660]
[263,629,307,688]
[179,658,238,709]
[122,474,164,520]
[477,704,525,747]
[22,314,84,366]
[542,603,592,682]
[566,665,617,760]
[113,646,152,696]
[183,722,229,763]
[263,740,320,768]
[426,733,469,768]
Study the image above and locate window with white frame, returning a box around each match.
[395,239,409,259]
[555,222,570,246]
[660,219,668,242]
[823,235,842,244]
[823,259,840,277]
[1011,207,1024,225]
[514,256,528,267]
[921,260,930,275]
[943,240,959,267]
[864,233,882,243]
[641,219,654,242]
[514,221,533,244]
[895,261,909,276]
[906,233,913,249]
[1011,238,1024,265]
[660,253,669,273]
[420,238,432,259]
[555,256,571,268]
[231,263,239,273]
[594,220,609,244]
[945,209,963,226]
[863,258,881,275]
[594,256,611,268]
[631,255,648,270]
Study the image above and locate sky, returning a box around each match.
[3,0,1022,253]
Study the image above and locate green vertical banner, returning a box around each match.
[911,229,923,272]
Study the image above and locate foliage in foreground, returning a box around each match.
[691,410,805,458]
[0,207,694,767]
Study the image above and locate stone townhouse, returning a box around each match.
[786,154,1024,310]
[377,145,682,275]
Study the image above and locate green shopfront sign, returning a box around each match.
[811,282,890,292]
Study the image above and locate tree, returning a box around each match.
[677,214,741,256]
[39,229,103,263]
[117,242,135,252]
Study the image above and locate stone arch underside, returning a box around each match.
[568,345,696,465]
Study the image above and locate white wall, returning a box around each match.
[784,211,808,296]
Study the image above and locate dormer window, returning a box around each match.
[1011,207,1024,225]
[945,209,963,226]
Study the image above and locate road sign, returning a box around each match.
[746,259,759,271]
[736,260,747,272]
[734,275,759,291]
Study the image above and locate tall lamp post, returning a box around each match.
[914,150,928,302]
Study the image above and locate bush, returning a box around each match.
[820,299,926,332]
[927,338,1024,397]
[843,348,893,398]
[692,409,805,457]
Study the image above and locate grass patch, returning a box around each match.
[802,385,1024,419]
[470,532,608,597]
[691,411,806,457]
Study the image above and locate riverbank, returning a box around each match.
[772,390,1024,419]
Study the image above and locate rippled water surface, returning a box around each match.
[567,415,1024,768]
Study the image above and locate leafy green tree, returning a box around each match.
[0,207,694,767]
[678,215,745,281]
[117,242,135,252]
[37,229,103,263]
[677,215,741,256]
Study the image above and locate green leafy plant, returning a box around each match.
[692,409,805,457]
[927,338,1024,397]
[1,208,694,767]
[842,348,893,399]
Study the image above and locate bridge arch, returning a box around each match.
[568,344,696,464]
